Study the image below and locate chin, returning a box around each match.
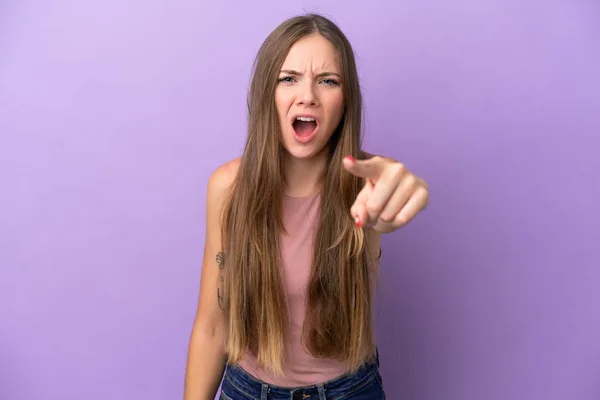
[283,145,319,160]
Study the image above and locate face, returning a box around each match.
[275,34,344,160]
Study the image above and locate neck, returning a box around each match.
[282,148,328,197]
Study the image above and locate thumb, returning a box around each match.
[350,178,374,228]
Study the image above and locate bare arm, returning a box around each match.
[184,160,238,400]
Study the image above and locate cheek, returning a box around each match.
[325,94,344,124]
[275,91,292,119]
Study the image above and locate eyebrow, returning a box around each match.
[279,69,341,78]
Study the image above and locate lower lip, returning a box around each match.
[292,126,318,143]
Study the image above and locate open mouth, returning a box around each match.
[292,116,317,137]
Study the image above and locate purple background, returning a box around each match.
[1,1,599,399]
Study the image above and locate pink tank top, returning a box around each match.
[238,193,350,386]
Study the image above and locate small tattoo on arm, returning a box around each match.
[217,251,225,309]
[217,287,224,310]
[216,251,225,269]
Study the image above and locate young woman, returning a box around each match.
[184,13,429,400]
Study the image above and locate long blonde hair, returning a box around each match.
[221,13,378,376]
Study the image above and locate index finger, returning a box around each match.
[343,156,384,180]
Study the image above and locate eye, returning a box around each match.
[320,78,340,86]
[278,75,296,83]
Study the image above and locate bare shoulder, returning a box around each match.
[206,157,241,206]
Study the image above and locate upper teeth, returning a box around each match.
[296,116,315,122]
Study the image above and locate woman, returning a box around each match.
[184,13,428,400]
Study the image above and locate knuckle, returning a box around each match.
[366,202,382,215]
[403,174,417,187]
[419,188,429,207]
[390,163,405,177]
[395,214,409,225]
[378,213,395,223]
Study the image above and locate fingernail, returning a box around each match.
[354,214,362,228]
[345,156,355,163]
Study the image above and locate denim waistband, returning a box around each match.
[222,349,380,400]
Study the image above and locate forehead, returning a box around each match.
[281,34,341,72]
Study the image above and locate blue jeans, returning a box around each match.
[220,351,385,400]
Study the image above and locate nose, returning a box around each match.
[297,81,318,106]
